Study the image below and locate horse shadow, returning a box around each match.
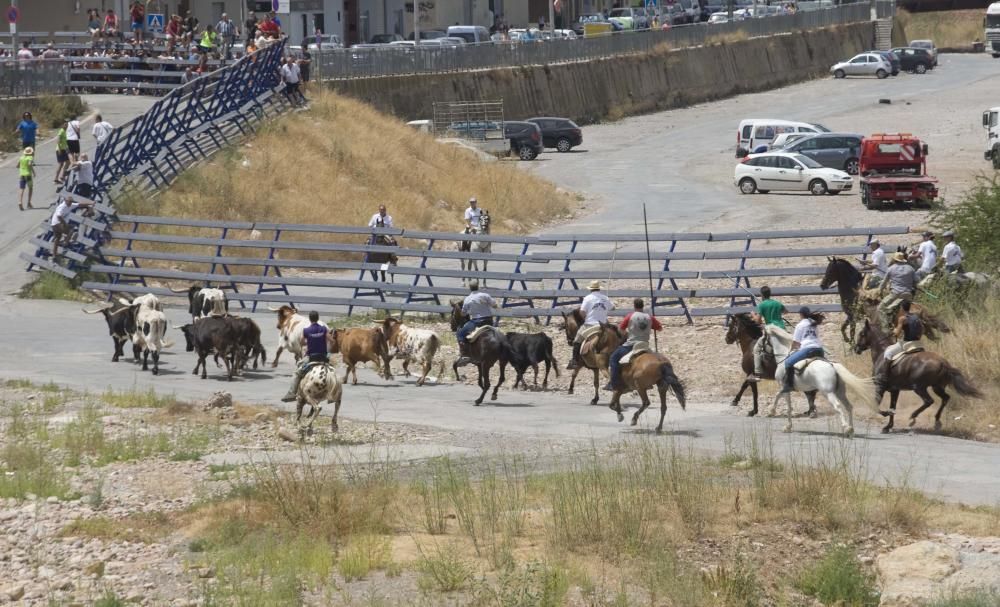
[623,428,702,438]
[481,401,536,408]
[793,429,885,441]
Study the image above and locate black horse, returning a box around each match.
[819,256,866,344]
[449,301,509,405]
[366,233,399,282]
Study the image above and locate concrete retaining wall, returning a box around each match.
[327,22,875,124]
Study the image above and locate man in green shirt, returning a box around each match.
[18,146,35,211]
[197,24,218,73]
[55,124,70,184]
[749,285,786,381]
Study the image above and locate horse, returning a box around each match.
[766,320,877,437]
[449,300,509,405]
[608,350,687,433]
[293,362,344,438]
[459,211,491,285]
[725,313,806,417]
[853,318,983,434]
[366,233,398,282]
[559,308,624,406]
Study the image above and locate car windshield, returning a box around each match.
[988,15,1000,27]
[810,123,830,133]
[580,14,604,22]
[793,154,823,169]
[608,9,629,17]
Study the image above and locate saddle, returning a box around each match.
[792,357,824,373]
[578,324,603,355]
[467,325,494,343]
[619,342,651,365]
[888,341,924,363]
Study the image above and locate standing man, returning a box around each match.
[130,1,145,43]
[92,114,114,147]
[16,42,34,61]
[607,298,661,391]
[941,230,964,274]
[748,285,785,382]
[18,147,35,211]
[861,238,887,287]
[71,153,95,199]
[455,280,497,361]
[281,311,330,402]
[216,13,239,61]
[567,281,613,370]
[464,197,482,229]
[66,116,82,163]
[54,122,70,184]
[280,56,304,105]
[13,112,37,150]
[878,252,916,330]
[912,230,937,281]
[299,48,312,86]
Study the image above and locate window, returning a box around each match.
[850,56,866,64]
[877,143,903,154]
[754,125,775,139]
[775,156,797,169]
[742,125,753,139]
[755,156,776,168]
[794,155,823,168]
[816,137,843,149]
[795,137,821,151]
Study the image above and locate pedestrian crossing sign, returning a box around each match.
[146,13,164,32]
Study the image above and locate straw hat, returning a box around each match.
[588,280,602,291]
[23,147,33,155]
[890,252,907,264]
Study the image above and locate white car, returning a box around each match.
[830,53,892,79]
[734,152,854,196]
[708,12,730,23]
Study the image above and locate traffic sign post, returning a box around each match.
[272,0,290,13]
[146,13,164,32]
[8,3,19,52]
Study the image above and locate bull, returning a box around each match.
[502,332,560,390]
[227,316,267,371]
[131,305,167,375]
[268,305,309,367]
[171,286,229,321]
[82,301,136,362]
[328,327,392,385]
[180,317,241,381]
[380,317,442,386]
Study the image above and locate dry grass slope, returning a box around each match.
[896,9,985,49]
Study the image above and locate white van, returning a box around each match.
[736,119,830,157]
[447,25,491,44]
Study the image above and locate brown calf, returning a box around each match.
[328,327,392,385]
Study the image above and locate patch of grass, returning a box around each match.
[701,547,762,607]
[60,512,172,544]
[896,9,984,49]
[337,534,393,581]
[3,379,34,389]
[92,591,127,607]
[0,95,85,152]
[20,271,87,301]
[476,560,570,607]
[929,589,1000,607]
[416,542,473,593]
[0,441,74,500]
[101,386,183,410]
[796,545,880,607]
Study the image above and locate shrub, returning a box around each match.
[796,545,880,607]
[337,534,392,581]
[930,175,1000,272]
[929,589,1000,607]
[416,543,473,593]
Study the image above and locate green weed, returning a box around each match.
[929,589,1000,607]
[416,542,473,593]
[796,545,880,607]
[337,534,393,581]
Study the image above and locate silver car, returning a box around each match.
[830,53,892,79]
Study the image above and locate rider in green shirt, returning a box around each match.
[749,285,786,381]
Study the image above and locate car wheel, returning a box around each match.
[845,158,859,175]
[738,178,757,195]
[834,69,846,79]
[809,179,828,196]
[915,63,927,74]
[518,146,536,161]
[876,69,888,79]
[556,137,572,153]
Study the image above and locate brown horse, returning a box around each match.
[853,318,983,433]
[560,308,623,405]
[450,301,509,405]
[609,351,687,433]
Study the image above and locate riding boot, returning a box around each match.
[456,341,472,366]
[872,359,890,403]
[281,368,304,402]
[566,343,581,370]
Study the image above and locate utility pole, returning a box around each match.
[549,0,555,33]
[413,0,420,41]
[10,0,18,58]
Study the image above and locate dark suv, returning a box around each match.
[526,117,583,152]
[503,121,543,160]
[890,47,934,73]
[781,133,863,174]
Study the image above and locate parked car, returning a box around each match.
[735,152,854,196]
[708,11,729,23]
[736,118,830,157]
[608,7,651,30]
[777,133,864,174]
[370,33,404,44]
[890,47,934,73]
[866,50,900,76]
[571,13,608,36]
[830,53,893,79]
[447,25,491,44]
[406,29,447,40]
[908,39,938,66]
[551,29,578,39]
[526,117,583,152]
[504,121,543,160]
[768,132,811,150]
[304,34,344,50]
[446,121,501,139]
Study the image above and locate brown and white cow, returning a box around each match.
[328,327,392,385]
[269,305,309,367]
[380,317,441,386]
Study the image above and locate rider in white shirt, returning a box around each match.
[913,231,937,280]
[567,281,613,370]
[778,307,826,394]
[464,197,482,230]
[861,239,887,286]
[368,204,393,229]
[941,230,963,273]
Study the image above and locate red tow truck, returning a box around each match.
[859,133,938,210]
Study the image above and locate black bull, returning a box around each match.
[180,316,266,380]
[83,302,137,363]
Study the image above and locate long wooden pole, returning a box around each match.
[642,203,658,353]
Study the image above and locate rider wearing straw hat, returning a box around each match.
[567,280,613,370]
[877,251,916,330]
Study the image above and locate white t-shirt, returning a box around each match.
[462,291,496,319]
[92,121,113,144]
[942,241,963,267]
[792,318,823,351]
[464,207,482,228]
[580,291,613,326]
[870,247,887,275]
[917,240,937,272]
[66,120,81,141]
[17,48,34,60]
[368,213,393,228]
[50,200,80,226]
[280,62,300,84]
[75,161,94,185]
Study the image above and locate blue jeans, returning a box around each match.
[784,347,825,372]
[457,317,493,343]
[609,344,633,389]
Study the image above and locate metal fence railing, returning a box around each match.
[0,61,70,97]
[316,1,893,80]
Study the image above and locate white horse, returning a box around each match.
[763,325,876,437]
[294,363,343,438]
[459,211,491,285]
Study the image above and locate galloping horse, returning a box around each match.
[459,211,491,285]
[366,233,399,282]
[853,318,983,433]
[608,350,687,434]
[560,309,623,406]
[293,363,344,438]
[450,300,509,405]
[725,313,799,417]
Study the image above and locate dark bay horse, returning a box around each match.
[366,233,399,282]
[560,309,623,406]
[450,301,508,405]
[609,351,687,433]
[853,318,983,433]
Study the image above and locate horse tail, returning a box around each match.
[921,310,951,339]
[946,364,984,399]
[659,362,686,410]
[831,362,877,409]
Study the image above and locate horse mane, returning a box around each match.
[734,313,763,339]
[861,318,892,348]
[829,257,863,289]
[569,308,585,324]
[805,312,826,325]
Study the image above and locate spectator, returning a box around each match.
[245,12,259,44]
[130,1,145,43]
[16,42,34,61]
[14,112,37,149]
[18,147,34,211]
[269,11,282,28]
[87,9,102,42]
[104,9,120,40]
[299,48,312,84]
[258,14,280,38]
[71,153,95,199]
[54,122,70,184]
[183,11,200,44]
[216,13,238,61]
[41,43,62,60]
[181,66,195,84]
[280,56,305,106]
[165,15,183,53]
[50,196,96,259]
[92,114,114,146]
[66,117,82,163]
[197,24,218,73]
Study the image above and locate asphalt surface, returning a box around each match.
[3,72,1000,506]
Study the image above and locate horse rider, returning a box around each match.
[748,285,786,382]
[872,300,924,401]
[367,204,396,245]
[878,251,916,330]
[860,238,887,288]
[464,197,482,230]
[281,311,329,402]
[911,230,937,281]
[941,230,964,274]
[606,298,661,391]
[567,281,614,370]
[778,307,826,395]
[456,279,497,362]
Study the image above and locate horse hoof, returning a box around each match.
[782,423,792,433]
[567,389,574,396]
[934,421,942,432]
[808,410,818,419]
[655,427,663,434]
[590,399,599,406]
[747,410,757,418]
[844,427,855,438]
[491,393,498,401]
[908,417,917,428]
[729,400,739,407]
[881,426,892,434]
[331,422,339,433]
[474,400,482,406]
[630,417,638,427]
[616,412,624,423]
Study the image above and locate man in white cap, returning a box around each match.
[941,230,963,274]
[912,230,937,281]
[464,197,482,230]
[860,238,887,287]
[878,251,916,330]
[567,280,613,370]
